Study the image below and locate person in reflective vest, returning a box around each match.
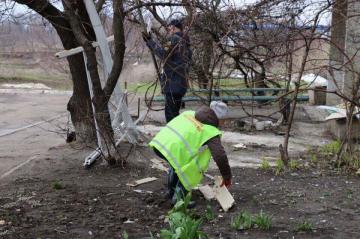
[149,101,232,203]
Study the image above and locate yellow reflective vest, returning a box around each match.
[149,111,221,190]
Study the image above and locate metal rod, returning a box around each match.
[137,97,140,119]
[82,53,104,154]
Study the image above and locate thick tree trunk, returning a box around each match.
[82,41,115,159]
[63,0,126,162]
[66,53,96,142]
[14,0,96,142]
[53,23,97,143]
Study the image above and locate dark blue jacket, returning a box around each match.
[146,32,192,95]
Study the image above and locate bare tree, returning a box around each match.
[8,0,128,163]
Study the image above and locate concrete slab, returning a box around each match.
[302,105,329,122]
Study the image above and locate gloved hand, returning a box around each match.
[220,178,231,188]
[142,32,151,42]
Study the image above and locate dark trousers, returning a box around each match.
[165,93,184,123]
[168,167,187,201]
[154,148,187,201]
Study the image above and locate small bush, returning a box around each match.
[296,220,313,232]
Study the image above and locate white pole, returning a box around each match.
[83,0,137,142]
[82,52,105,155]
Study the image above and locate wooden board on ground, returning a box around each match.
[198,176,235,212]
[126,177,158,187]
[150,158,168,172]
[198,185,215,200]
[213,176,235,212]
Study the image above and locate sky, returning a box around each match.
[2,0,331,26]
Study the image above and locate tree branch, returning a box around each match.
[96,0,107,12]
[13,0,70,32]
[103,0,126,99]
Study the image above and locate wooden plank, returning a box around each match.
[150,158,169,172]
[198,185,215,200]
[55,35,114,58]
[213,176,235,212]
[197,176,235,212]
[126,177,157,187]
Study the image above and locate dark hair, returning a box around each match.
[168,19,183,31]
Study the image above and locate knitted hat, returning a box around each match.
[210,101,228,119]
[168,19,183,31]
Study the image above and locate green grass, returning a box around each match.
[296,220,313,232]
[217,78,246,88]
[125,81,161,95]
[231,210,272,231]
[231,211,253,230]
[253,211,272,230]
[310,153,318,165]
[260,159,271,170]
[0,57,69,90]
[205,205,215,221]
[0,74,71,90]
[289,159,299,170]
[122,231,129,239]
[275,159,285,175]
[52,181,64,190]
[320,139,341,156]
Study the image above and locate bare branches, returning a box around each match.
[124,1,194,15]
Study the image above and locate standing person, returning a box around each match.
[142,19,192,122]
[149,101,232,205]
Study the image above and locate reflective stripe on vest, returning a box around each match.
[150,138,192,189]
[166,125,203,173]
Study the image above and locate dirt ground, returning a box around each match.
[1,91,360,239]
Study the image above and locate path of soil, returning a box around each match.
[1,143,360,239]
[1,92,360,238]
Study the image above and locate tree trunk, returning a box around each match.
[62,1,114,158]
[13,0,96,142]
[66,53,96,142]
[51,22,97,143]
